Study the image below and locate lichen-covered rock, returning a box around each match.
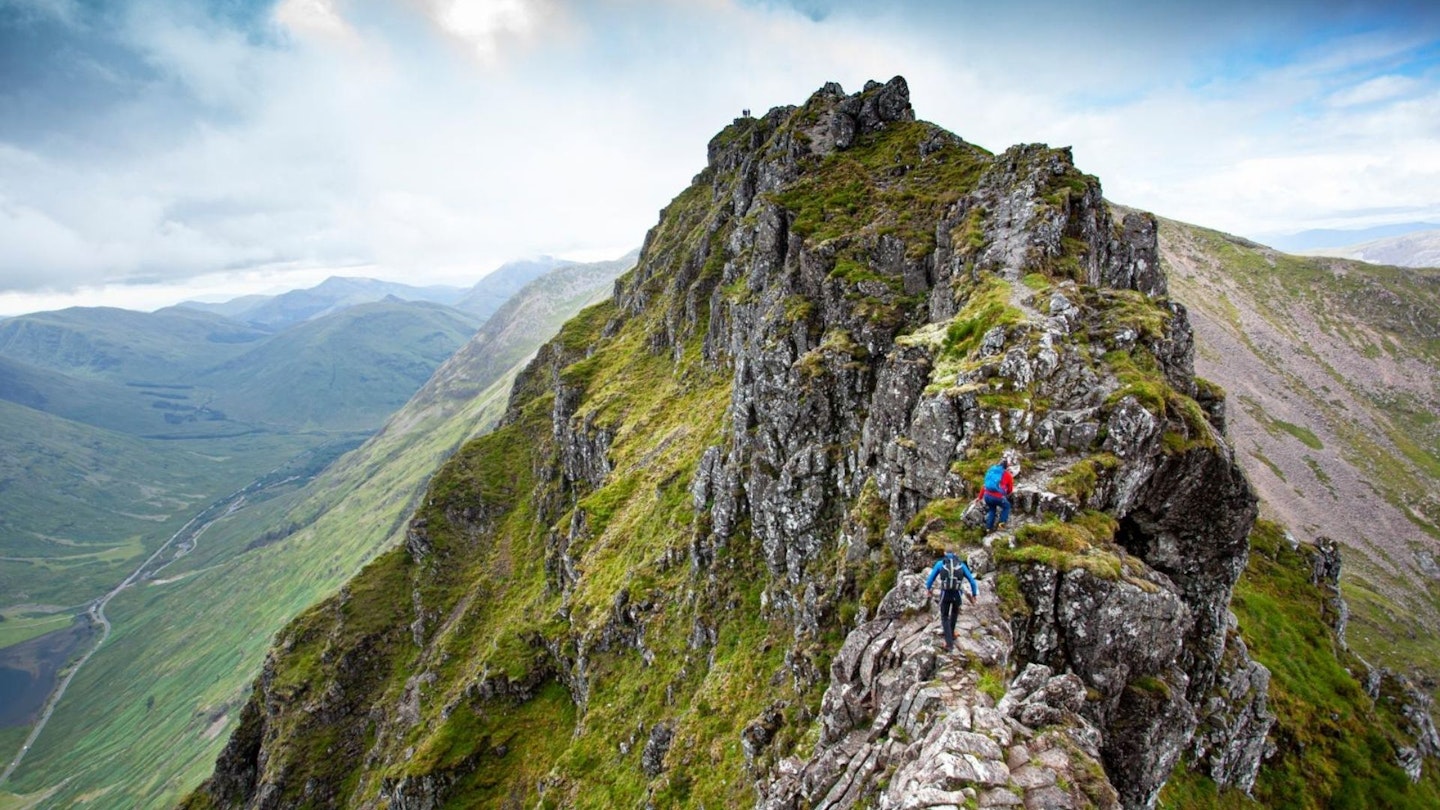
[1188,630,1273,791]
[762,574,1119,810]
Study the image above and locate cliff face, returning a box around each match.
[186,78,1268,810]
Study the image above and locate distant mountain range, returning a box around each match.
[0,299,478,437]
[0,256,588,721]
[0,291,483,649]
[176,277,467,328]
[1256,221,1440,254]
[176,256,573,329]
[1299,228,1440,268]
[0,305,270,384]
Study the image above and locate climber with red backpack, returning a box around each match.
[977,456,1014,533]
[925,547,978,654]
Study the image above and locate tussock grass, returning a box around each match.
[1161,519,1440,808]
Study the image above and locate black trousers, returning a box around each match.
[939,589,963,648]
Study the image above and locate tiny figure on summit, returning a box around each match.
[978,455,1015,533]
[925,546,978,654]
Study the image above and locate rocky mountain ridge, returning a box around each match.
[183,78,1426,809]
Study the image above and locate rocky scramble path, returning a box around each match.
[761,569,1119,809]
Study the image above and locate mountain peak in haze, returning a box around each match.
[1258,221,1440,254]
[174,257,581,330]
[1299,227,1440,268]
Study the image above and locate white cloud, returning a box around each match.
[419,0,567,63]
[1327,75,1420,107]
[0,195,97,289]
[1,0,1438,314]
[275,0,360,43]
[120,7,271,111]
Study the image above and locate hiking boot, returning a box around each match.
[997,521,1007,531]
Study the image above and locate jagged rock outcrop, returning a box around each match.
[760,573,1119,810]
[1310,535,1349,647]
[680,78,1264,808]
[186,77,1274,810]
[1313,537,1440,784]
[1378,671,1440,782]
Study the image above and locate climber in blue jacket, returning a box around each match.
[925,548,978,654]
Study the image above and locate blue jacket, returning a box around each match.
[925,553,978,595]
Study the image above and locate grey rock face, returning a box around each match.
[659,78,1268,809]
[1104,213,1166,298]
[1013,566,1190,706]
[641,722,675,777]
[819,75,915,153]
[1188,632,1273,792]
[760,574,1118,810]
[1310,535,1349,647]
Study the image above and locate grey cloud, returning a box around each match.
[1,0,1438,302]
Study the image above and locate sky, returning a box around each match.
[1,0,1438,316]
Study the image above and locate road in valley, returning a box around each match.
[0,486,255,786]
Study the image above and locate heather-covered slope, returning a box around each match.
[1160,219,1440,684]
[183,78,1344,809]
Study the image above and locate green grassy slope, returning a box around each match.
[199,299,480,431]
[0,259,627,809]
[186,294,754,808]
[0,307,269,382]
[0,355,161,435]
[0,372,517,810]
[451,257,572,319]
[1160,218,1440,690]
[404,253,637,414]
[1161,520,1440,808]
[0,297,485,621]
[0,399,313,615]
